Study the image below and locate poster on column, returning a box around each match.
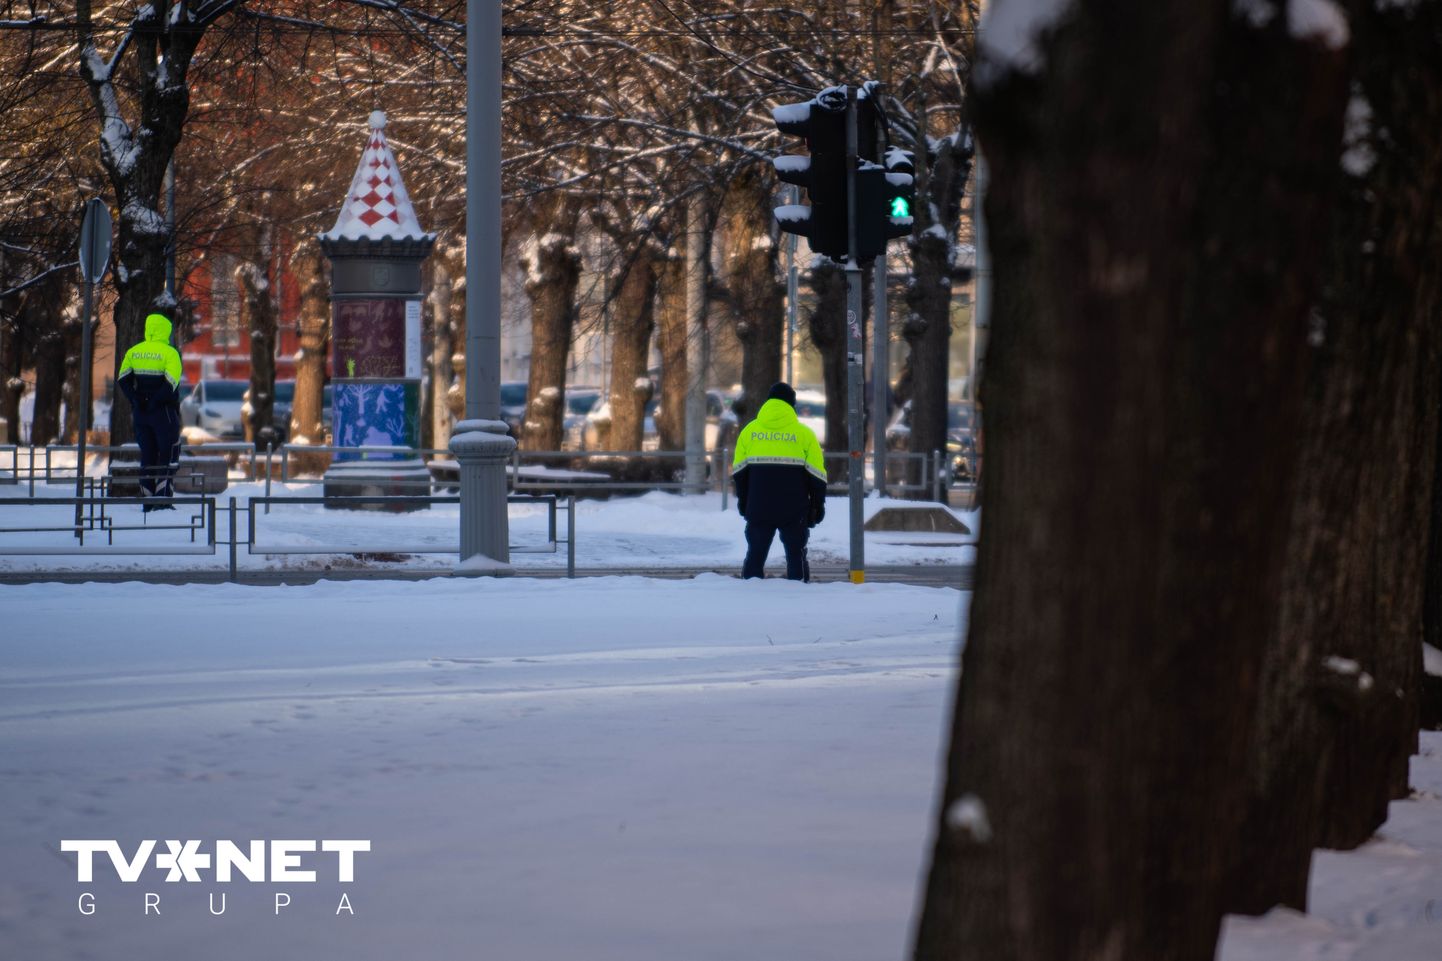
[405,300,421,379]
[332,299,406,378]
[331,380,420,460]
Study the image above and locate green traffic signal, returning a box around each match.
[890,196,910,217]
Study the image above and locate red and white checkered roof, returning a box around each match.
[322,110,430,242]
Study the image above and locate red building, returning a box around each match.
[177,240,313,384]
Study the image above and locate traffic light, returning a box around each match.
[856,146,914,263]
[772,88,848,260]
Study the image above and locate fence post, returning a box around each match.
[932,448,943,502]
[228,496,237,582]
[264,442,274,514]
[720,448,729,512]
[567,494,576,578]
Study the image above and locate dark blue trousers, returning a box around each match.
[743,518,809,581]
[134,406,181,498]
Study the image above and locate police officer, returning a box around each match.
[117,313,183,511]
[731,382,827,580]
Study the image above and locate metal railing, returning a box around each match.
[0,491,213,551]
[242,492,574,578]
[4,440,963,507]
[0,488,576,579]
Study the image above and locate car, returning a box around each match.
[179,379,248,439]
[791,389,828,441]
[555,387,602,449]
[886,399,980,484]
[581,394,660,450]
[272,381,334,443]
[499,381,528,437]
[272,380,294,440]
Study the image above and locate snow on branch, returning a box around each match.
[0,261,80,299]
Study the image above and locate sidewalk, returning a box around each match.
[0,485,980,578]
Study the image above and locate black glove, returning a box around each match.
[737,497,747,517]
[808,496,825,528]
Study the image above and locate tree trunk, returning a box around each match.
[606,243,659,451]
[722,170,785,422]
[289,242,328,446]
[1,313,21,442]
[30,326,65,446]
[445,243,468,427]
[287,241,329,475]
[806,260,847,471]
[1225,2,1442,914]
[912,6,1349,960]
[61,312,83,443]
[1310,2,1442,850]
[77,5,205,448]
[520,206,582,452]
[428,242,461,451]
[237,262,278,450]
[656,250,687,452]
[904,104,973,501]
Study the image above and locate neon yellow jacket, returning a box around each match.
[731,398,827,522]
[118,313,182,410]
[732,398,827,478]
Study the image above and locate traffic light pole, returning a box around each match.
[870,91,890,498]
[845,87,865,584]
[785,185,798,385]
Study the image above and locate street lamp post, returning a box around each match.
[453,0,516,572]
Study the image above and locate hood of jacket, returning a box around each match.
[144,313,173,344]
[754,397,800,429]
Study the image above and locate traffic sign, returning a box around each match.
[78,198,112,283]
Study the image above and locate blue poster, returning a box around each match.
[332,381,419,461]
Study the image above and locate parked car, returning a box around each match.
[550,387,599,449]
[179,379,248,439]
[499,381,528,437]
[886,399,980,483]
[271,380,334,443]
[581,394,660,450]
[792,389,828,442]
[272,380,294,441]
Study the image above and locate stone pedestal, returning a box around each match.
[106,444,229,497]
[450,418,516,574]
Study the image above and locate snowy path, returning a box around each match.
[0,577,963,961]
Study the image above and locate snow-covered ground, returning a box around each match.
[0,477,978,575]
[1,576,964,961]
[2,492,1440,959]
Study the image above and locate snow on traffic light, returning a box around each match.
[772,87,848,260]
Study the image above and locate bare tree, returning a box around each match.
[1226,0,1442,913]
[518,196,583,452]
[288,237,328,459]
[913,3,1353,960]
